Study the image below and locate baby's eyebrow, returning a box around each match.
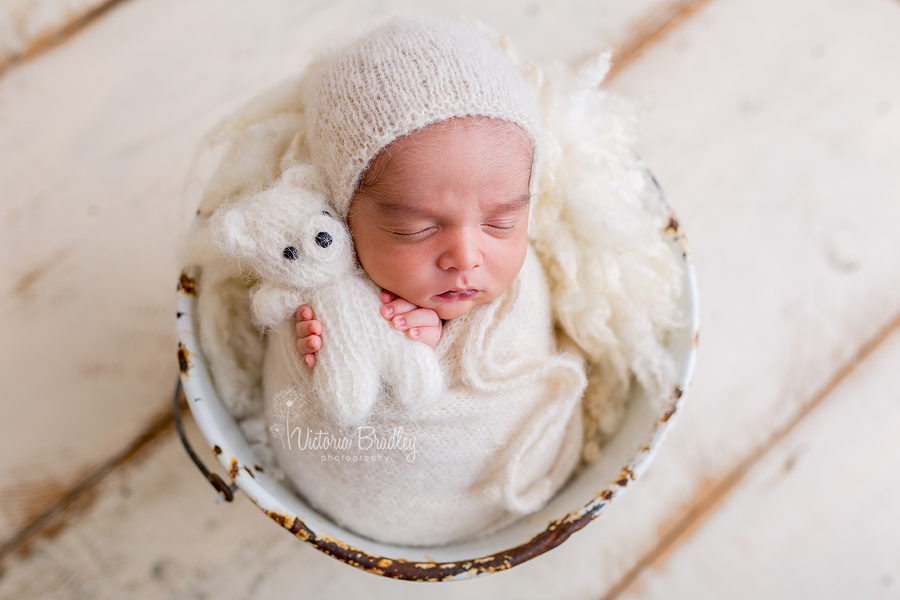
[488,194,532,214]
[372,201,420,218]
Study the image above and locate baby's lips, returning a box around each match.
[436,289,478,302]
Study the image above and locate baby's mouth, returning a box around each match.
[436,289,478,302]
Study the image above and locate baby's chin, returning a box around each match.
[432,302,475,320]
[429,291,495,320]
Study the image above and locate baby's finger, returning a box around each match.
[296,305,315,322]
[296,334,322,354]
[408,325,441,349]
[381,297,419,320]
[295,319,322,338]
[391,307,440,331]
[380,290,398,304]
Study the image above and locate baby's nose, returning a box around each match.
[438,229,482,272]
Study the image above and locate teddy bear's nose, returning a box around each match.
[315,232,333,248]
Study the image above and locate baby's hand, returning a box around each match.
[380,291,442,348]
[295,305,322,369]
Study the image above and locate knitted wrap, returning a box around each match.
[305,17,543,217]
[263,247,586,546]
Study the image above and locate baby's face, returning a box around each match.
[348,117,532,320]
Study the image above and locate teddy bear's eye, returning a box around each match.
[322,211,331,217]
[315,232,333,248]
[283,246,300,260]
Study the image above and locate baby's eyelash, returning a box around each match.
[385,227,436,240]
[482,222,519,233]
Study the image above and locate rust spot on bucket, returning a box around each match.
[253,464,265,473]
[269,511,289,528]
[665,215,680,233]
[673,385,683,400]
[262,505,599,581]
[229,458,240,480]
[662,403,678,422]
[268,512,312,541]
[176,311,184,319]
[692,330,700,348]
[617,466,636,487]
[177,271,197,296]
[177,343,191,374]
[601,489,615,501]
[213,445,222,456]
[243,465,256,479]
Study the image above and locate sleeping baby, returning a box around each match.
[296,114,533,365]
[211,17,594,547]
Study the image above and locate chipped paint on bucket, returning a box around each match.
[175,211,698,582]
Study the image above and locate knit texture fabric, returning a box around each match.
[264,247,586,546]
[305,17,543,218]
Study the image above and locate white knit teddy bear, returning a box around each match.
[211,164,444,426]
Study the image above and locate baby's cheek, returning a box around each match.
[496,239,528,285]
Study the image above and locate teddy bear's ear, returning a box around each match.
[210,203,258,260]
[281,162,326,192]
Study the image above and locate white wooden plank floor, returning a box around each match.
[0,0,674,548]
[2,0,899,597]
[617,320,900,599]
[0,0,110,68]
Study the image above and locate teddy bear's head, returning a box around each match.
[211,165,355,290]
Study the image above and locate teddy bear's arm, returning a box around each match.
[382,331,445,408]
[250,282,305,331]
[346,278,444,407]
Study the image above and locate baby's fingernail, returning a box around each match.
[394,316,405,328]
[304,355,313,367]
[383,306,393,318]
[410,328,419,338]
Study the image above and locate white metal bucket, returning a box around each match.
[174,208,698,582]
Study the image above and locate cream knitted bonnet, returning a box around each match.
[305,16,543,218]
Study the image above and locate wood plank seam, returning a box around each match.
[607,0,714,81]
[600,308,900,600]
[0,398,176,567]
[0,0,132,79]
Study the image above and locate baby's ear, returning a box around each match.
[210,203,259,260]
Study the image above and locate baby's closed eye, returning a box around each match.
[482,220,520,233]
[383,226,438,241]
